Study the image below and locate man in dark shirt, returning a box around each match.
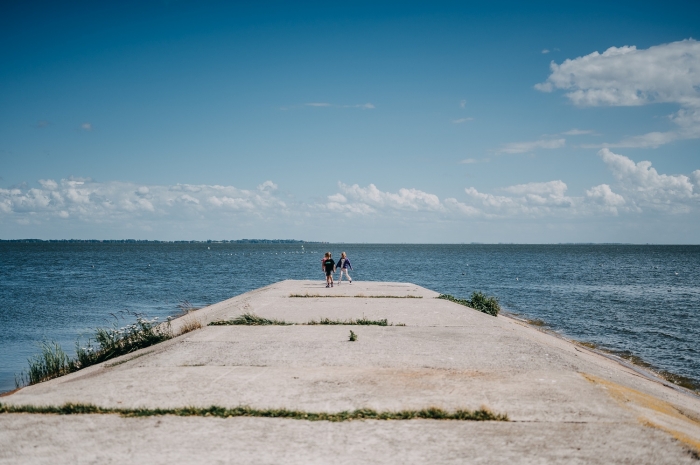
[322,252,336,288]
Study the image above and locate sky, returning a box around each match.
[1,1,699,243]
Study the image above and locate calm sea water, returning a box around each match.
[1,243,698,393]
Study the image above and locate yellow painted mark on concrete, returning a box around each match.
[582,373,700,453]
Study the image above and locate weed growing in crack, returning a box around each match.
[0,403,509,422]
[307,317,389,326]
[209,313,402,327]
[209,313,291,326]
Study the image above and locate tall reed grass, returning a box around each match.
[16,313,172,388]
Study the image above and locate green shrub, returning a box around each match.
[438,292,500,317]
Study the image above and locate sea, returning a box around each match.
[1,242,698,394]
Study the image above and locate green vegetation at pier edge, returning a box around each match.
[438,292,501,317]
[610,350,700,392]
[209,312,403,327]
[655,370,699,392]
[15,313,172,388]
[0,403,508,422]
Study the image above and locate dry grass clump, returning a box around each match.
[179,316,203,335]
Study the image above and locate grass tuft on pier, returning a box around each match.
[209,313,291,326]
[0,402,508,422]
[307,317,389,326]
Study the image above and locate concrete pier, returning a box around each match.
[2,280,699,464]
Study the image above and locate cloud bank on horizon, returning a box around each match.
[2,150,698,239]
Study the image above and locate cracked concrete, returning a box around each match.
[2,280,699,464]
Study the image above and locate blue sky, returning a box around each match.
[1,1,699,242]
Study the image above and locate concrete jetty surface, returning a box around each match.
[2,280,699,464]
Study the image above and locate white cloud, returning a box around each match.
[81,123,93,131]
[305,102,375,109]
[502,180,568,197]
[323,183,444,215]
[585,184,627,214]
[562,129,594,135]
[537,39,700,148]
[692,170,700,189]
[449,151,698,218]
[39,179,58,190]
[457,180,576,217]
[257,180,278,191]
[536,39,700,107]
[459,99,466,109]
[452,117,474,124]
[459,158,478,164]
[598,148,699,212]
[498,138,565,154]
[541,49,550,54]
[0,179,288,224]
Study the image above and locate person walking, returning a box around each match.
[337,251,353,284]
[322,252,336,288]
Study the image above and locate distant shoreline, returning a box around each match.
[0,239,321,244]
[1,240,698,246]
